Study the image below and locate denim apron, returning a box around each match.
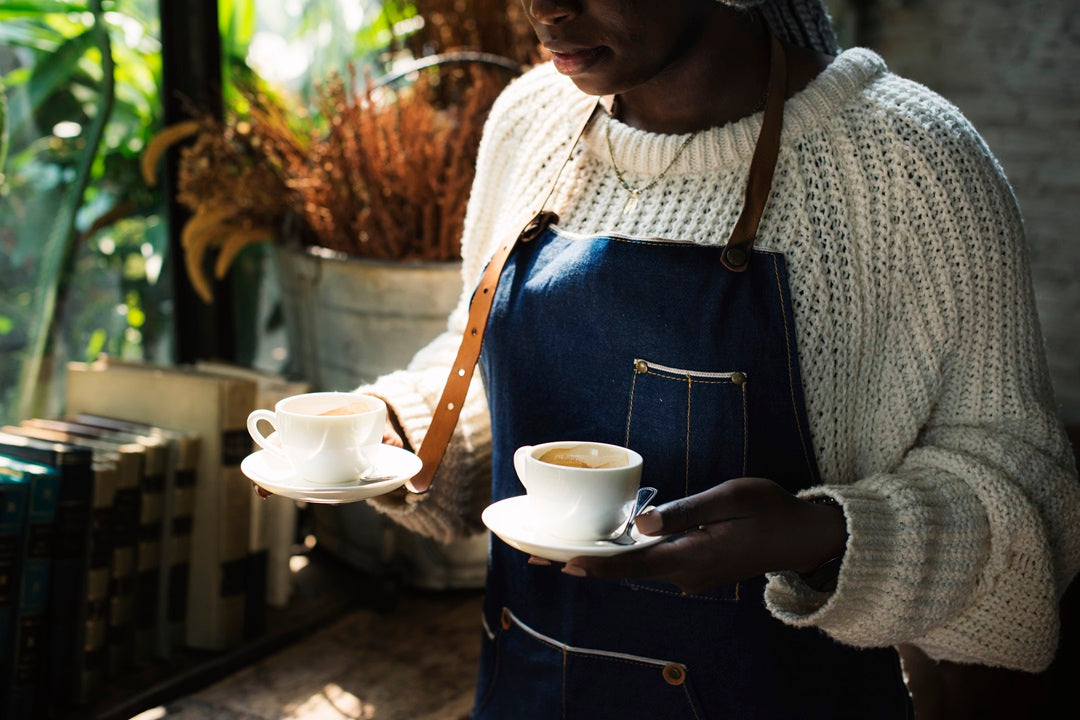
[471,43,912,720]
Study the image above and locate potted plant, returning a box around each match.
[145,0,537,391]
[142,0,539,590]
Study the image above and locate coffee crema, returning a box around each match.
[317,400,374,416]
[537,444,629,469]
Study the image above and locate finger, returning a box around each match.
[252,481,273,499]
[527,556,554,566]
[382,429,404,448]
[637,482,752,536]
[564,531,706,579]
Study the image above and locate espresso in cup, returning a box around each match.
[514,441,642,541]
[247,392,386,484]
[537,444,631,469]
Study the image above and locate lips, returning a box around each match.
[547,45,607,76]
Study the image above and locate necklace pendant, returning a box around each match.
[623,192,639,215]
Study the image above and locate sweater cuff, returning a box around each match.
[765,483,916,640]
[354,371,491,544]
[357,370,435,453]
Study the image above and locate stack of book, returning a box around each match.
[0,359,303,719]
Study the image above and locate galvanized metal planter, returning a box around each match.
[274,244,464,390]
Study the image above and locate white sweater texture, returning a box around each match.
[360,49,1080,672]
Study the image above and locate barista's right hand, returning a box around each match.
[252,415,407,499]
[383,415,405,448]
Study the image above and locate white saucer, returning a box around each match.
[482,496,665,563]
[241,444,422,504]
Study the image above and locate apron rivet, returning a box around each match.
[724,246,748,268]
[500,607,512,631]
[731,371,747,386]
[635,360,649,374]
[662,663,686,686]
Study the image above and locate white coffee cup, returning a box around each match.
[513,441,643,541]
[247,392,387,484]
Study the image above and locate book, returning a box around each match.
[19,419,172,662]
[0,452,62,720]
[0,460,31,712]
[66,358,256,650]
[0,428,117,707]
[70,414,201,657]
[195,362,308,612]
[9,422,145,673]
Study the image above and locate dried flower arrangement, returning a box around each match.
[142,0,538,303]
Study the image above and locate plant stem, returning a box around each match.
[16,0,114,420]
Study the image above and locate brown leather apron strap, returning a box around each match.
[407,100,604,493]
[408,36,788,492]
[721,34,788,272]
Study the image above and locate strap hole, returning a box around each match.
[457,368,466,377]
[447,402,455,411]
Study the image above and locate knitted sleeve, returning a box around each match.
[764,104,1080,672]
[351,67,554,543]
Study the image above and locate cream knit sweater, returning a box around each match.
[360,49,1080,672]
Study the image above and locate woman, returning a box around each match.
[360,1,1080,717]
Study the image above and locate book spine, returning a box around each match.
[217,428,252,648]
[45,457,92,719]
[78,462,116,705]
[134,459,163,665]
[168,453,196,650]
[108,481,139,675]
[4,468,59,720]
[0,475,29,707]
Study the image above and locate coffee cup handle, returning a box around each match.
[513,445,533,491]
[247,409,286,458]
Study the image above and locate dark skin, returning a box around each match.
[265,1,847,593]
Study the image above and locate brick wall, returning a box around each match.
[837,0,1080,423]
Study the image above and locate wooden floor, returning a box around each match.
[151,588,483,720]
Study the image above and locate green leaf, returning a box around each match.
[27,30,94,111]
[0,75,8,181]
[0,21,64,51]
[84,327,106,361]
[0,1,87,17]
[0,316,12,335]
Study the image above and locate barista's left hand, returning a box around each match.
[560,477,846,595]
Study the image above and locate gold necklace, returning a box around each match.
[606,116,698,216]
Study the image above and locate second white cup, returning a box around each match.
[247,391,386,484]
[513,441,643,541]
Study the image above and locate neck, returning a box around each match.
[616,10,771,135]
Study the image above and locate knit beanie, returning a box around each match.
[717,0,839,55]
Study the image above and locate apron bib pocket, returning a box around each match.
[624,358,749,496]
[622,358,749,602]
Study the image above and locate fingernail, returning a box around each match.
[635,509,661,535]
[561,564,586,577]
[528,556,552,566]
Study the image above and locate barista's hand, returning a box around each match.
[252,415,407,499]
[560,477,846,595]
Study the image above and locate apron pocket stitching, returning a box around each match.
[624,366,639,447]
[624,579,740,602]
[503,607,687,669]
[685,377,692,496]
[682,683,704,720]
[741,380,749,476]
